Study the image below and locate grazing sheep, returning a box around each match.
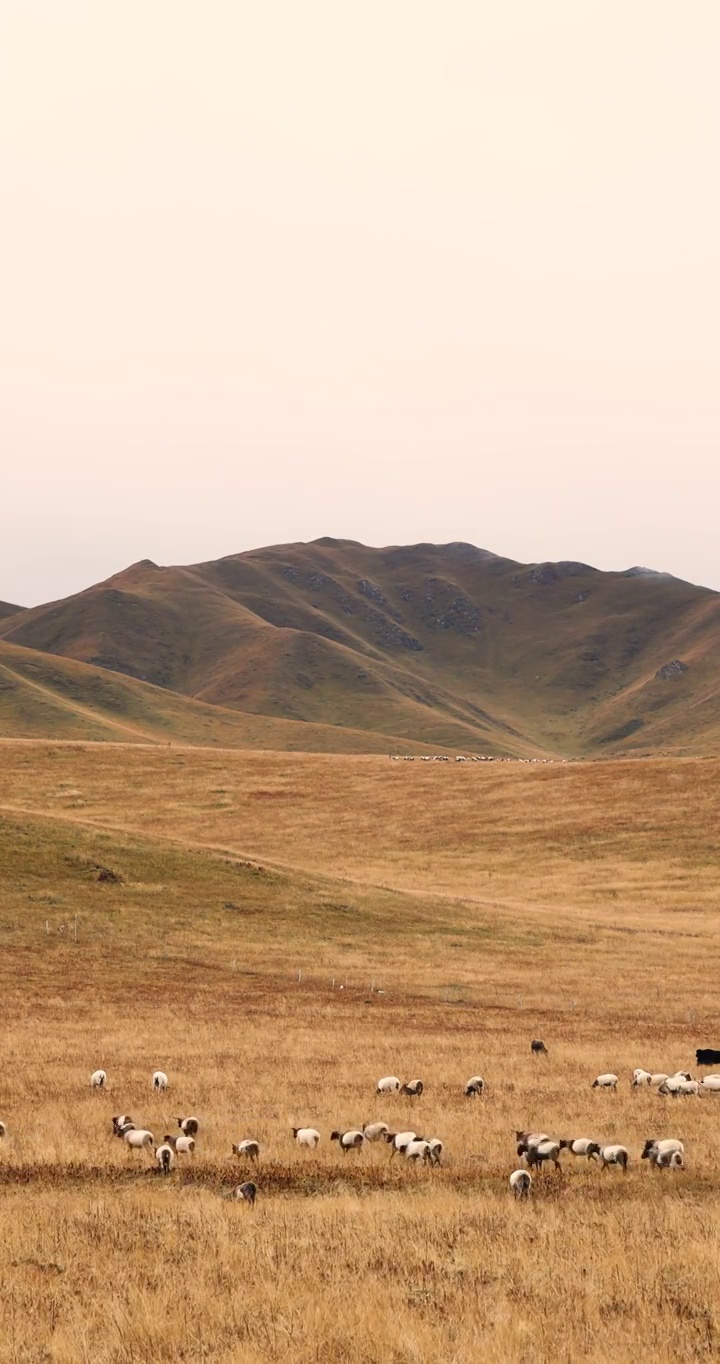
[531,1040,548,1056]
[152,1071,168,1092]
[90,1069,107,1090]
[292,1127,320,1149]
[648,1073,670,1087]
[155,1143,174,1175]
[659,1078,700,1097]
[701,1077,720,1092]
[376,1077,401,1094]
[112,1114,133,1135]
[232,1139,260,1161]
[658,1149,684,1169]
[400,1080,424,1096]
[235,1181,257,1205]
[427,1138,443,1166]
[587,1143,629,1172]
[177,1116,199,1137]
[509,1169,532,1199]
[386,1130,418,1157]
[515,1130,549,1148]
[642,1138,684,1167]
[122,1128,154,1153]
[362,1122,390,1142]
[404,1139,432,1163]
[520,1139,562,1173]
[631,1069,652,1087]
[559,1138,600,1160]
[592,1074,618,1091]
[464,1076,485,1097]
[164,1134,195,1157]
[330,1129,365,1153]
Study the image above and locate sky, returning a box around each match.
[1,1,719,606]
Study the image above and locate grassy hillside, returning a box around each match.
[0,640,435,753]
[3,743,720,1361]
[3,539,720,755]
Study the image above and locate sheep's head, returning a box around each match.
[586,1142,601,1159]
[330,1130,341,1141]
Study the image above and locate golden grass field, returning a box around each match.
[1,740,720,1362]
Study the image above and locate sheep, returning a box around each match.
[404,1140,432,1163]
[592,1074,618,1090]
[559,1138,600,1160]
[520,1139,562,1173]
[587,1143,629,1172]
[509,1169,532,1199]
[122,1128,154,1153]
[427,1138,443,1166]
[658,1149,684,1169]
[177,1116,199,1137]
[234,1181,257,1205]
[232,1139,260,1161]
[362,1122,390,1142]
[386,1130,418,1157]
[464,1076,485,1097]
[400,1079,424,1096]
[112,1114,133,1135]
[292,1127,321,1149]
[701,1077,720,1092]
[531,1040,548,1056]
[376,1077,401,1094]
[515,1130,549,1148]
[658,1078,700,1097]
[642,1138,684,1168]
[152,1071,168,1092]
[330,1129,365,1153]
[631,1069,652,1087]
[155,1143,175,1175]
[648,1073,670,1087]
[90,1069,107,1090]
[164,1134,195,1157]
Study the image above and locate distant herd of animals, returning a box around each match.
[1,1044,716,1207]
[389,754,560,763]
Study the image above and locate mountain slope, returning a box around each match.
[3,539,720,756]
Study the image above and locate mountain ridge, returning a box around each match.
[2,539,719,756]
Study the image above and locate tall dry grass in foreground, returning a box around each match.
[1,742,720,1361]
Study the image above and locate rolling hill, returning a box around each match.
[2,538,720,756]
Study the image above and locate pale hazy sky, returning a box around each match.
[2,1,719,606]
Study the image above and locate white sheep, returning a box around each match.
[234,1181,257,1205]
[648,1073,670,1087]
[658,1149,684,1169]
[292,1127,320,1149]
[659,1078,700,1097]
[592,1073,618,1090]
[400,1079,424,1096]
[122,1128,154,1153]
[464,1076,485,1097]
[155,1143,175,1174]
[515,1130,549,1148]
[362,1122,390,1142]
[427,1138,443,1166]
[588,1143,629,1171]
[232,1139,260,1161]
[330,1128,365,1153]
[520,1139,562,1173]
[386,1130,417,1157]
[509,1169,532,1198]
[152,1071,168,1092]
[177,1116,199,1136]
[376,1077,401,1094]
[559,1138,600,1160]
[701,1077,720,1092]
[90,1069,107,1090]
[165,1134,195,1157]
[404,1139,432,1163]
[632,1068,652,1087]
[642,1138,684,1168]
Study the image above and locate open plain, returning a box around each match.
[1,741,720,1362]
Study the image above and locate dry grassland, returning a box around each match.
[1,742,720,1362]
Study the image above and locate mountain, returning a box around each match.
[2,538,719,756]
[0,599,23,620]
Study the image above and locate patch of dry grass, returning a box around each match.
[1,742,720,1361]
